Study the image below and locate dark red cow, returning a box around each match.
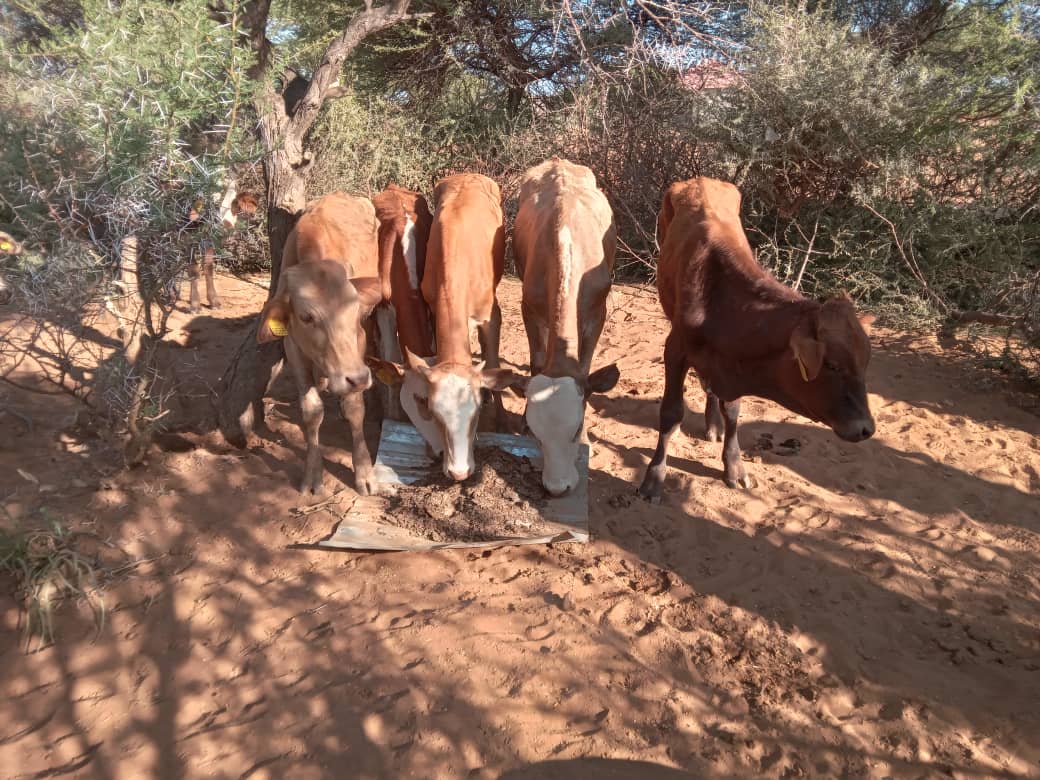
[639,177,875,501]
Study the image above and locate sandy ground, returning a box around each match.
[1,271,1039,779]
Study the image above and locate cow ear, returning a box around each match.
[257,286,292,343]
[367,357,405,386]
[858,312,876,334]
[352,276,383,314]
[482,368,527,394]
[586,363,620,395]
[789,328,824,381]
[404,347,432,375]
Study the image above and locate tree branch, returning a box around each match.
[288,1,426,141]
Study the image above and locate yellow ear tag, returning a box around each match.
[267,318,288,337]
[0,242,11,252]
[796,355,809,382]
[375,367,398,386]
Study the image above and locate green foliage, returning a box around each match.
[1,0,258,255]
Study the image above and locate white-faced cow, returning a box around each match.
[371,185,434,420]
[512,158,620,496]
[639,177,875,502]
[371,173,518,482]
[185,179,258,313]
[257,192,383,495]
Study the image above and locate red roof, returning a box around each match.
[679,61,742,91]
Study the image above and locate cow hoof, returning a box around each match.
[354,471,379,496]
[637,479,663,504]
[704,428,723,443]
[724,474,756,490]
[209,299,223,310]
[189,305,201,315]
[300,477,326,496]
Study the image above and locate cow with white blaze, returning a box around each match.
[512,158,620,496]
[371,173,520,482]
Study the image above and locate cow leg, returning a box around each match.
[721,399,755,489]
[340,390,376,496]
[638,329,687,503]
[521,300,546,375]
[203,245,221,309]
[373,303,404,421]
[575,302,608,446]
[188,250,202,314]
[285,338,326,495]
[477,299,503,368]
[704,391,724,442]
[477,300,505,430]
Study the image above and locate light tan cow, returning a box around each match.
[257,192,382,495]
[512,158,619,496]
[372,173,519,481]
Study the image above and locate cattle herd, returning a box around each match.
[249,157,877,504]
[0,156,878,503]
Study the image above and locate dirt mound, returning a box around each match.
[380,447,560,542]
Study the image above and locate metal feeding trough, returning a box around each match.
[318,420,589,551]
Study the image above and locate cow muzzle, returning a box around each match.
[833,416,875,442]
[327,368,372,395]
[542,464,579,498]
[445,464,472,482]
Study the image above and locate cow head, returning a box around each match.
[370,349,523,482]
[216,181,259,230]
[525,364,619,496]
[221,193,259,229]
[257,260,381,395]
[785,296,875,442]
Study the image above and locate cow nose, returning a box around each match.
[345,368,372,391]
[836,417,875,442]
[544,477,576,497]
[446,466,471,482]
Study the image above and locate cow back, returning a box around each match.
[424,174,504,362]
[288,192,379,279]
[514,159,615,371]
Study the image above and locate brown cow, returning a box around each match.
[186,180,259,313]
[372,184,434,357]
[371,173,518,482]
[639,177,875,501]
[512,158,620,496]
[257,192,383,495]
[371,185,434,420]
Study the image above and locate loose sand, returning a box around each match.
[1,272,1038,778]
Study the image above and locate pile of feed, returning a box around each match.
[380,447,561,542]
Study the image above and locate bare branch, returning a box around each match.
[288,1,424,141]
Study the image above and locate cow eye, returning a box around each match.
[413,394,434,421]
[298,312,314,325]
[824,360,839,372]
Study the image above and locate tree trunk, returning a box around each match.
[215,201,301,447]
